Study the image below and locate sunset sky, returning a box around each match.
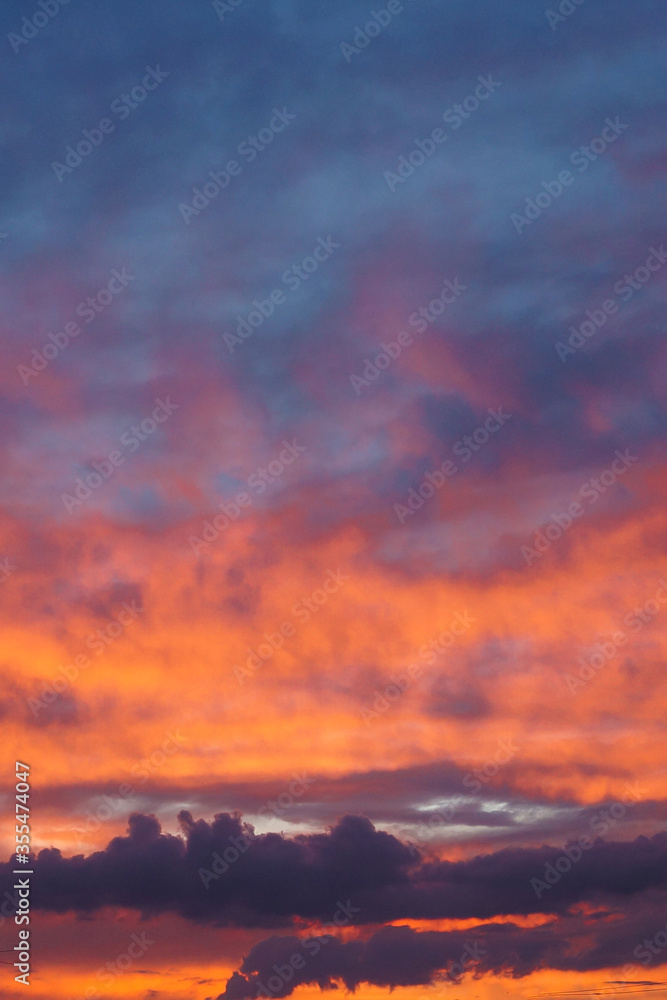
[2,1,667,999]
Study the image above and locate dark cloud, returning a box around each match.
[220,900,667,998]
[5,813,667,928]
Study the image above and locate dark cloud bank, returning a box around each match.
[5,812,667,990]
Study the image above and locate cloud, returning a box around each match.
[6,813,667,928]
[219,908,667,998]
